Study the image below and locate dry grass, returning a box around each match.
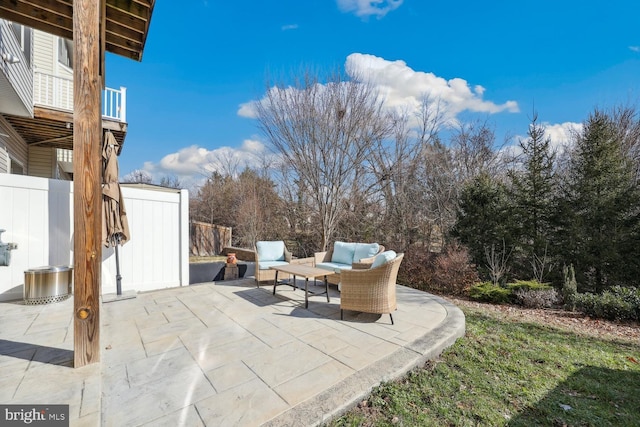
[189,255,226,263]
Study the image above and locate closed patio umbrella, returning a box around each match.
[102,130,130,295]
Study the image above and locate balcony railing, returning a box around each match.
[33,71,127,122]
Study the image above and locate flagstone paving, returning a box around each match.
[0,278,465,426]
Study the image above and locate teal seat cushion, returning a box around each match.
[316,262,352,274]
[371,250,397,269]
[256,241,286,261]
[331,241,357,265]
[258,260,289,270]
[353,243,380,261]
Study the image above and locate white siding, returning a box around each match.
[27,146,54,178]
[0,145,8,173]
[0,174,190,301]
[33,29,54,74]
[0,20,33,117]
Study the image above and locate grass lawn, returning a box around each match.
[329,303,640,426]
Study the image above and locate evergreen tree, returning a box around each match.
[508,113,557,280]
[561,109,640,291]
[452,173,512,280]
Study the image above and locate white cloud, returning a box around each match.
[281,24,299,31]
[507,121,583,161]
[337,0,403,18]
[543,121,582,153]
[239,53,519,127]
[346,53,519,124]
[140,140,272,189]
[238,101,258,118]
[630,46,640,52]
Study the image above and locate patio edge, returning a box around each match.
[262,292,466,426]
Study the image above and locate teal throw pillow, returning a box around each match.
[371,250,397,269]
[353,243,380,261]
[331,241,357,265]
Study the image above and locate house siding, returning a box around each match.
[27,146,54,178]
[0,115,28,174]
[33,29,54,73]
[0,20,33,117]
[0,145,8,173]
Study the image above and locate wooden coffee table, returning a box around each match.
[270,264,335,308]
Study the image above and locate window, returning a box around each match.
[57,37,73,69]
[10,22,31,67]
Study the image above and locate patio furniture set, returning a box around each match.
[251,240,404,325]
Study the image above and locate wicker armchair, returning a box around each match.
[254,241,292,286]
[339,253,404,325]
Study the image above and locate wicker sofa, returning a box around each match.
[340,252,404,325]
[314,241,384,285]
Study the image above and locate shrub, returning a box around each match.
[432,241,479,296]
[575,286,640,321]
[397,245,436,290]
[398,242,479,296]
[513,288,559,308]
[469,282,511,304]
[506,279,552,292]
[562,264,578,311]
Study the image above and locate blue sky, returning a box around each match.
[105,0,640,188]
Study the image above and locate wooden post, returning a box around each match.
[73,0,102,367]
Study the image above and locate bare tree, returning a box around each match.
[531,244,554,284]
[253,70,391,250]
[610,104,640,183]
[366,96,446,249]
[123,169,152,184]
[449,120,506,184]
[485,241,512,286]
[159,175,182,189]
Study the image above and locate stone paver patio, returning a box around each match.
[0,278,465,426]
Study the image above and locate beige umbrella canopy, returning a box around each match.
[102,131,129,294]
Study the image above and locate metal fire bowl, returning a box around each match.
[24,266,73,305]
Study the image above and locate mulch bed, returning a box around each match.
[447,297,640,344]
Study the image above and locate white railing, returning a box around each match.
[103,86,126,122]
[33,71,127,122]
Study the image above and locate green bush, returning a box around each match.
[469,282,511,304]
[507,279,552,292]
[562,264,578,311]
[575,286,640,321]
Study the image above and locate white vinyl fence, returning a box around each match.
[0,174,189,302]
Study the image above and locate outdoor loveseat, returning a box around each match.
[314,241,384,285]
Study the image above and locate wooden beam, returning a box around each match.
[0,1,154,61]
[100,0,106,87]
[34,106,74,122]
[73,0,102,367]
[31,134,73,146]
